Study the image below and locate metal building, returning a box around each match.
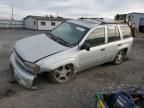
[126,12,144,33]
[24,16,68,30]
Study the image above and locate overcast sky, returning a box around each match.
[0,0,144,20]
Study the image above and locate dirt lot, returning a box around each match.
[0,29,144,108]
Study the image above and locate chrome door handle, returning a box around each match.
[100,48,105,51]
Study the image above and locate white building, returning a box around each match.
[126,12,144,32]
[24,16,67,30]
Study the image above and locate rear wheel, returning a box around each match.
[49,64,74,84]
[113,50,125,65]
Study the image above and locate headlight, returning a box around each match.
[24,61,35,69]
[24,61,40,75]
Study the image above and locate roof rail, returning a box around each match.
[79,18,102,24]
[79,18,124,24]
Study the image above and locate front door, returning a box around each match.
[79,27,106,69]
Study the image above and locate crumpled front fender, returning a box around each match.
[10,53,37,89]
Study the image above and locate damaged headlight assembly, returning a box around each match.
[24,61,35,69]
[24,61,40,75]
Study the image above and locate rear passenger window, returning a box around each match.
[107,26,120,42]
[86,28,105,47]
[120,26,131,38]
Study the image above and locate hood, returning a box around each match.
[15,33,69,63]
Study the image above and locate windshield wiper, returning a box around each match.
[46,33,58,41]
[46,33,73,47]
[55,36,73,47]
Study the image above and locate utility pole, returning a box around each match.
[10,6,14,28]
[11,6,14,20]
[57,11,58,17]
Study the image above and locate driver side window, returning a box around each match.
[86,27,105,47]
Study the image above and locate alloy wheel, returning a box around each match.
[54,65,73,83]
[115,50,124,64]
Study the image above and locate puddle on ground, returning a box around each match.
[0,89,16,99]
[0,43,13,59]
[3,89,16,97]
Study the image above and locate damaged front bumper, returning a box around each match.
[10,53,37,89]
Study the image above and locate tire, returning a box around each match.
[113,50,125,65]
[49,64,74,84]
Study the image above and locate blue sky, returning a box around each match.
[0,0,144,20]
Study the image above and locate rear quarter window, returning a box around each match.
[107,26,120,42]
[120,26,132,39]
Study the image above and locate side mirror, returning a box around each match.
[80,42,90,51]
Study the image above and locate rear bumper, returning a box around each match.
[10,53,35,89]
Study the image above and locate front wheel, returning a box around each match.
[113,50,125,65]
[49,64,74,84]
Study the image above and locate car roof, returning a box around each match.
[68,18,127,29]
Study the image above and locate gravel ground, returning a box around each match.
[0,29,144,108]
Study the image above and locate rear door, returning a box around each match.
[104,25,122,61]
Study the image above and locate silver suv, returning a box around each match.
[10,18,133,88]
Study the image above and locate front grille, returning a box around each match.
[14,51,34,74]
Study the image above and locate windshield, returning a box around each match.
[51,22,89,46]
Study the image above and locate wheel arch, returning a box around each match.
[118,44,129,54]
[45,58,79,73]
[123,48,128,55]
[112,47,128,62]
